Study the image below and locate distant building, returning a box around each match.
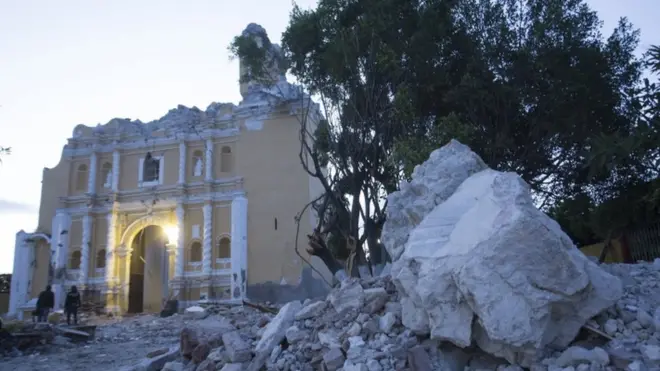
[9,24,329,318]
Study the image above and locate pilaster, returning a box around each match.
[230,195,248,300]
[8,231,28,317]
[88,152,98,194]
[175,202,185,278]
[80,214,92,286]
[111,150,120,192]
[201,201,213,299]
[204,139,213,182]
[178,141,186,185]
[105,207,118,290]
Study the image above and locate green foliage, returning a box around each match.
[231,0,659,267]
[0,274,10,293]
[0,147,10,163]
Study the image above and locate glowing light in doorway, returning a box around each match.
[164,226,178,245]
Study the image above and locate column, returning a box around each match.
[178,141,186,185]
[175,202,185,278]
[202,202,213,275]
[88,152,98,194]
[80,214,92,286]
[8,231,28,317]
[204,139,213,182]
[111,150,120,192]
[52,212,71,309]
[105,210,117,289]
[230,195,248,300]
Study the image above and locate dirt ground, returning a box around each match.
[0,314,182,371]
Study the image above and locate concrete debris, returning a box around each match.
[3,140,660,371]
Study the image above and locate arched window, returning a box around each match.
[192,150,204,177]
[217,237,231,259]
[69,250,81,269]
[76,164,88,191]
[96,249,106,269]
[101,162,112,188]
[220,146,232,173]
[189,241,202,262]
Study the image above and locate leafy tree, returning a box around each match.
[0,274,10,293]
[230,1,418,278]
[393,0,645,210]
[232,0,656,275]
[0,147,10,163]
[561,44,660,246]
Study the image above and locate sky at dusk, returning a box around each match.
[0,0,659,274]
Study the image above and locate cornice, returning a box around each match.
[55,189,247,216]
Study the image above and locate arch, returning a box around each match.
[189,241,202,262]
[220,146,233,173]
[96,249,106,268]
[216,235,231,259]
[27,232,51,244]
[119,213,174,249]
[76,164,88,191]
[69,250,81,269]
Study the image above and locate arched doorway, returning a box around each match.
[128,225,169,313]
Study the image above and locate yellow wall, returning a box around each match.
[35,91,329,308]
[579,238,626,263]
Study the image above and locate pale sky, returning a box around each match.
[0,0,658,274]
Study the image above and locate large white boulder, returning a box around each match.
[382,141,623,366]
[381,140,487,262]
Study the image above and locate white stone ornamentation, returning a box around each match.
[105,211,117,289]
[52,212,71,309]
[9,231,29,316]
[104,170,112,189]
[111,150,120,192]
[202,203,212,275]
[193,158,203,177]
[175,203,185,278]
[88,152,97,194]
[178,141,186,184]
[205,139,213,182]
[230,195,248,299]
[80,215,92,285]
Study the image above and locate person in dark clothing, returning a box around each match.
[65,285,81,325]
[36,285,55,322]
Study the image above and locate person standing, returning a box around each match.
[36,285,54,322]
[65,285,81,326]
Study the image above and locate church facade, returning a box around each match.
[8,25,330,317]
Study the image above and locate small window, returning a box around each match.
[192,150,203,177]
[69,251,81,269]
[217,237,230,259]
[220,146,232,173]
[274,218,278,230]
[143,153,160,183]
[101,162,112,188]
[76,164,88,191]
[96,249,106,268]
[189,241,202,262]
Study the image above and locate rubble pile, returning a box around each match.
[381,140,624,366]
[4,140,660,371]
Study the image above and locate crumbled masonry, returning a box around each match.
[2,140,658,371]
